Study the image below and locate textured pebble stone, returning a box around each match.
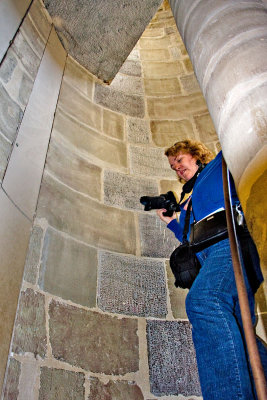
[2,358,21,400]
[119,60,142,77]
[12,289,46,358]
[147,320,201,397]
[104,170,158,211]
[23,225,43,284]
[139,213,178,258]
[126,117,150,144]
[98,251,167,318]
[88,378,144,400]
[94,83,145,118]
[110,73,144,96]
[39,367,85,400]
[39,228,97,307]
[49,300,139,374]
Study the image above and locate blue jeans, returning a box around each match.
[186,239,267,400]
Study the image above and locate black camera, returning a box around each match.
[140,191,180,217]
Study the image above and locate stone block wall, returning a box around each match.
[3,0,261,399]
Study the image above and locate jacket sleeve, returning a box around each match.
[167,219,183,242]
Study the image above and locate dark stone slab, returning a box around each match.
[24,225,43,284]
[104,170,158,211]
[88,378,144,400]
[139,213,178,258]
[12,289,46,358]
[98,251,167,318]
[2,358,21,400]
[39,367,85,400]
[39,228,97,307]
[94,84,145,118]
[0,83,23,142]
[49,300,139,374]
[147,320,201,397]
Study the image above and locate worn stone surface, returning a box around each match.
[104,170,158,211]
[24,225,43,284]
[63,56,94,98]
[142,61,184,78]
[159,180,183,198]
[12,32,41,79]
[94,83,145,118]
[140,48,170,61]
[147,320,201,397]
[0,83,23,143]
[39,228,97,307]
[0,135,12,181]
[103,108,124,141]
[53,111,127,169]
[150,119,194,147]
[20,12,48,61]
[180,73,201,94]
[139,213,178,258]
[12,288,46,357]
[110,73,143,96]
[166,261,188,319]
[39,367,85,400]
[130,145,174,179]
[118,59,142,77]
[49,300,139,374]
[88,378,144,400]
[43,0,162,81]
[37,172,136,254]
[2,358,21,400]
[98,251,167,318]
[127,117,150,144]
[58,81,101,131]
[139,36,171,50]
[144,77,181,96]
[194,113,217,143]
[46,138,102,199]
[147,93,207,119]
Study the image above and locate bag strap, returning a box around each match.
[182,198,192,243]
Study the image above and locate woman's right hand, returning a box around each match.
[156,209,176,225]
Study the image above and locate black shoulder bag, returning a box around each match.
[169,198,201,289]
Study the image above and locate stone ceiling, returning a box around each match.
[43,0,163,83]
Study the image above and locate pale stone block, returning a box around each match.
[45,137,102,199]
[37,172,137,255]
[63,56,94,98]
[24,225,43,284]
[130,145,174,179]
[139,49,170,61]
[98,251,167,317]
[104,170,158,210]
[39,228,97,307]
[0,0,32,62]
[27,0,51,43]
[58,80,101,131]
[3,28,66,220]
[94,83,145,118]
[12,288,46,357]
[12,31,41,79]
[160,180,183,198]
[180,73,201,94]
[89,378,144,400]
[150,119,195,146]
[102,108,124,140]
[39,367,85,400]
[110,73,143,95]
[17,361,40,400]
[49,300,139,374]
[147,93,208,119]
[0,188,31,389]
[142,61,184,78]
[139,36,171,50]
[194,113,217,143]
[53,111,127,169]
[142,27,164,38]
[126,117,150,144]
[0,82,23,143]
[0,134,12,182]
[139,213,178,258]
[144,77,181,96]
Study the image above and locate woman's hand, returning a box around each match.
[156,209,176,225]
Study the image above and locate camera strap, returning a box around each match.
[179,162,206,205]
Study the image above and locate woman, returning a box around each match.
[157,139,265,400]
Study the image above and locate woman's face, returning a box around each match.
[168,152,199,182]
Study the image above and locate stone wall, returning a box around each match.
[1,1,265,399]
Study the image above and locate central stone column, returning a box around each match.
[169,0,267,273]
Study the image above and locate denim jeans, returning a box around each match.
[185,239,267,400]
